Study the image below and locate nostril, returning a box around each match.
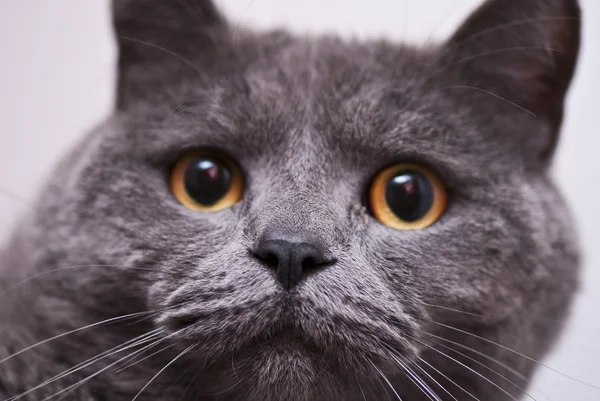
[301,254,336,275]
[261,252,280,270]
[252,248,277,268]
[301,256,317,269]
[301,256,319,275]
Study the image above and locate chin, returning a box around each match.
[189,329,380,401]
[192,344,338,401]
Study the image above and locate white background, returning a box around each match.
[0,1,598,399]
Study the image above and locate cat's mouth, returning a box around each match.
[264,325,301,345]
[158,288,422,376]
[243,323,326,362]
[157,295,422,401]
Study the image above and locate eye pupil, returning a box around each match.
[184,158,232,206]
[370,163,446,230]
[384,171,434,222]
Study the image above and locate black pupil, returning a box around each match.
[385,170,434,222]
[184,158,232,206]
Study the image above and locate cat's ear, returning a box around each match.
[440,0,580,161]
[112,0,228,109]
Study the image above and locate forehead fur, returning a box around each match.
[111,33,537,201]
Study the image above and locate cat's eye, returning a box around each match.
[369,163,447,230]
[171,151,244,212]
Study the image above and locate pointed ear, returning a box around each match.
[112,0,228,109]
[440,0,580,161]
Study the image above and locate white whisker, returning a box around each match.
[412,360,459,401]
[39,333,179,401]
[417,356,480,401]
[420,317,600,391]
[6,330,162,401]
[117,36,203,75]
[0,264,195,298]
[106,340,180,378]
[411,336,521,401]
[421,332,545,401]
[381,344,442,401]
[398,358,442,401]
[0,311,156,366]
[443,16,580,55]
[417,301,483,317]
[131,344,196,401]
[444,85,536,117]
[369,360,403,401]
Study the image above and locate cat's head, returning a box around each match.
[26,0,581,399]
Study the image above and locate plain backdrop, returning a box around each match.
[0,0,598,399]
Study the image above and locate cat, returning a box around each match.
[0,0,582,400]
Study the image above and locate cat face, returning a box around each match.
[14,0,580,399]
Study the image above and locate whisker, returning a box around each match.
[227,349,244,390]
[411,360,459,401]
[417,356,480,401]
[399,1,462,94]
[163,101,196,122]
[202,372,245,397]
[232,0,258,45]
[369,360,403,401]
[173,0,214,28]
[105,339,180,378]
[417,317,600,391]
[381,343,442,401]
[407,335,522,401]
[401,0,408,42]
[399,360,440,401]
[0,264,196,298]
[417,331,547,401]
[444,85,536,116]
[175,359,205,401]
[389,316,543,399]
[417,301,483,317]
[44,337,171,401]
[431,46,561,76]
[356,379,368,401]
[441,16,580,55]
[394,316,530,382]
[5,330,163,401]
[0,187,32,208]
[403,361,442,401]
[117,36,203,75]
[47,330,184,401]
[67,330,163,374]
[424,2,462,46]
[0,311,158,366]
[387,317,538,400]
[365,356,393,401]
[131,344,196,401]
[8,335,168,401]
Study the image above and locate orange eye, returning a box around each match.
[369,164,447,230]
[171,151,244,212]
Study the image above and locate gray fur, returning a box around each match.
[0,0,581,400]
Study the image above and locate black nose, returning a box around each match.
[253,237,331,290]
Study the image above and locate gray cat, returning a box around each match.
[0,0,582,400]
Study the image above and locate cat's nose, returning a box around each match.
[253,237,331,290]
